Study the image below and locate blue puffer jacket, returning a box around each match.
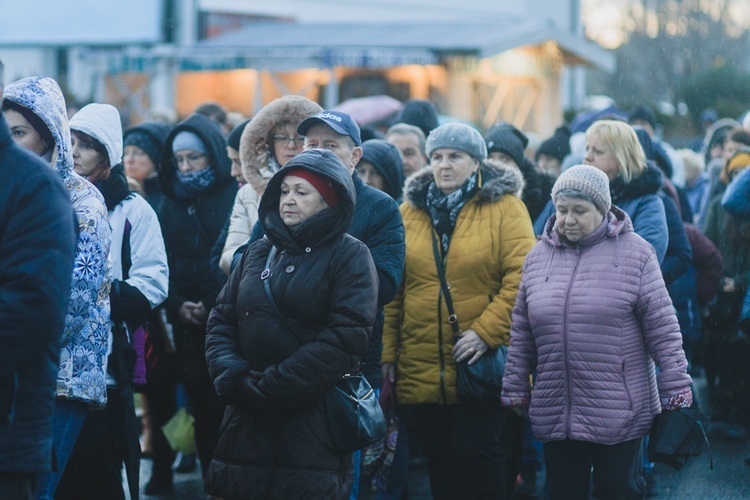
[0,113,77,472]
[722,166,750,218]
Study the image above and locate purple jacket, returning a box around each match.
[502,206,692,445]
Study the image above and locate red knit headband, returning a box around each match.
[283,168,339,207]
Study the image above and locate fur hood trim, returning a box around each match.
[404,158,525,209]
[239,96,322,194]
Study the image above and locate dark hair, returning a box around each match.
[728,127,750,147]
[71,129,110,169]
[195,102,227,126]
[1,100,55,152]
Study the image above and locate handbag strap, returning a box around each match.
[262,246,289,330]
[431,231,460,337]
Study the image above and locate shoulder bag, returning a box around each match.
[262,246,386,454]
[432,232,507,405]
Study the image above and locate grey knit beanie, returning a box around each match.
[551,164,611,214]
[425,123,487,162]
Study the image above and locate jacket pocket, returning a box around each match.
[621,361,633,413]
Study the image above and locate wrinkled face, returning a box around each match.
[303,123,362,174]
[356,160,386,191]
[226,146,245,186]
[555,196,604,242]
[71,131,108,182]
[124,145,156,181]
[537,154,562,177]
[387,132,426,176]
[279,175,329,227]
[430,148,478,195]
[174,149,209,173]
[5,108,50,156]
[584,133,620,181]
[489,151,519,170]
[271,124,305,167]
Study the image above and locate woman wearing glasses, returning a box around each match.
[219,96,322,275]
[157,113,238,478]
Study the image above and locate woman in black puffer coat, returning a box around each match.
[157,113,238,477]
[205,149,379,499]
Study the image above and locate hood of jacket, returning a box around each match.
[3,76,73,180]
[404,158,524,210]
[158,113,233,200]
[541,204,634,248]
[258,149,357,253]
[610,161,663,204]
[239,96,323,194]
[703,117,741,162]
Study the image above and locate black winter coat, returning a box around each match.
[205,151,378,499]
[0,113,77,472]
[158,114,237,360]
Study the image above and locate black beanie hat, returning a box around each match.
[484,122,528,168]
[227,118,251,151]
[123,121,170,172]
[536,125,571,163]
[396,100,439,139]
[629,105,657,129]
[360,139,404,200]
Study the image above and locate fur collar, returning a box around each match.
[404,159,525,210]
[611,161,663,203]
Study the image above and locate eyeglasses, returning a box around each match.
[273,135,305,146]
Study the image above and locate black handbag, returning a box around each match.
[324,372,386,454]
[262,247,386,454]
[431,233,507,405]
[648,406,712,470]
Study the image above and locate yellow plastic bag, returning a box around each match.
[161,408,196,454]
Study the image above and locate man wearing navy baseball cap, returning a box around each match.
[297,110,363,173]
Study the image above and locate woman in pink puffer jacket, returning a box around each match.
[502,165,692,500]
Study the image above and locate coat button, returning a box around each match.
[245,307,252,317]
[285,265,295,273]
[305,247,312,253]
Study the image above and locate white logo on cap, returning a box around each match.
[317,112,343,123]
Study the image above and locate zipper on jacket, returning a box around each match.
[562,246,583,437]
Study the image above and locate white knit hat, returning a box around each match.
[69,103,123,167]
[551,164,611,214]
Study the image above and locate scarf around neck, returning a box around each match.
[173,166,216,199]
[426,170,479,254]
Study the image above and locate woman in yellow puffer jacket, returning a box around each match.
[382,122,536,499]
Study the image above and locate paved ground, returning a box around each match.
[131,374,750,499]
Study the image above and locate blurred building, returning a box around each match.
[0,0,612,133]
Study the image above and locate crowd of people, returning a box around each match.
[1,54,748,500]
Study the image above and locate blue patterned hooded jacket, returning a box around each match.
[3,77,112,408]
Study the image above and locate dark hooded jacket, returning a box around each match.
[204,149,378,499]
[0,112,77,473]
[157,114,237,357]
[360,138,405,201]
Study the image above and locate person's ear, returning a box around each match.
[350,146,363,168]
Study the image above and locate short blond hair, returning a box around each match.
[586,120,647,183]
